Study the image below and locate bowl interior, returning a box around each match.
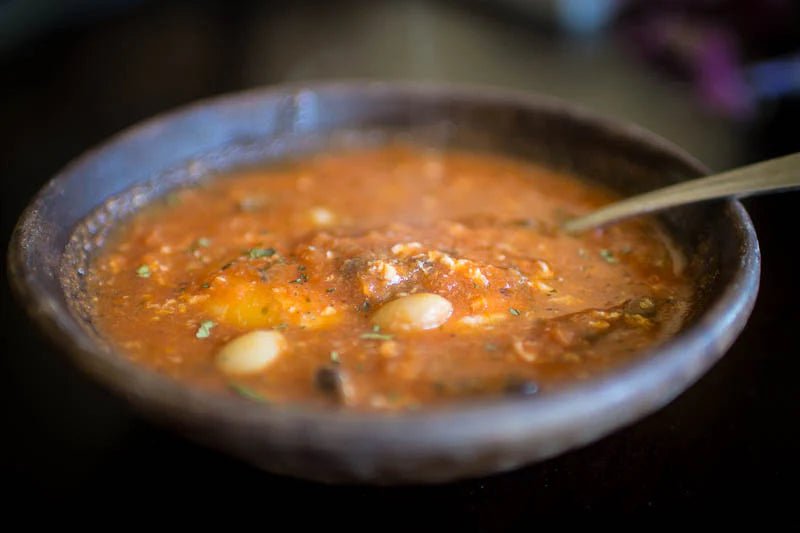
[9,82,759,483]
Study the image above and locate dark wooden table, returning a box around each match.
[2,0,797,522]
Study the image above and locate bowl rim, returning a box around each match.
[7,80,760,472]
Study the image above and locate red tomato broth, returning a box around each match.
[85,144,693,410]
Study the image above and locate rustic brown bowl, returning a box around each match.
[7,82,759,484]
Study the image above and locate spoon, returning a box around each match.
[563,152,800,234]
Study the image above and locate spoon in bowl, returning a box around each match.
[563,152,800,234]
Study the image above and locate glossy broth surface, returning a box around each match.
[86,145,692,409]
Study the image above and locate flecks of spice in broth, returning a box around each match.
[85,145,692,409]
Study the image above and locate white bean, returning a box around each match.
[215,330,286,376]
[372,293,453,332]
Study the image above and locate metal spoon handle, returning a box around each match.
[563,152,800,234]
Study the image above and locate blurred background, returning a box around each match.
[2,0,799,522]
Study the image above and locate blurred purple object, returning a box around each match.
[621,0,798,120]
[694,29,754,119]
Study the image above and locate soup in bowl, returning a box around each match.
[8,82,759,483]
[86,143,692,410]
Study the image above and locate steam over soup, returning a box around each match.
[85,145,692,410]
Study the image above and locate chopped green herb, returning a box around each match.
[228,383,267,402]
[599,249,618,264]
[326,287,336,293]
[136,264,151,278]
[330,351,340,364]
[248,247,276,259]
[361,301,371,312]
[509,307,521,316]
[195,320,215,339]
[289,272,309,284]
[360,332,394,341]
[201,282,210,289]
[187,238,209,254]
[372,324,381,332]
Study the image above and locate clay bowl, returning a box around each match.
[7,82,759,484]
